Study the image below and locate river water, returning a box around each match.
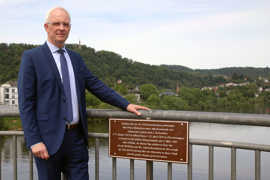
[0,120,270,180]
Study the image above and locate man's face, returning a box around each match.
[44,9,71,48]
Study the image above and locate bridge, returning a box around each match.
[0,109,270,180]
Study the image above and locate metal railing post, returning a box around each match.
[61,173,66,180]
[187,144,192,180]
[95,138,100,180]
[29,151,33,180]
[167,162,172,180]
[130,159,134,180]
[112,157,117,180]
[146,161,153,180]
[0,148,1,180]
[255,150,261,180]
[209,146,214,180]
[231,148,236,180]
[12,135,17,180]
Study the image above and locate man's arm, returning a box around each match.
[79,57,129,110]
[18,51,49,159]
[78,55,150,113]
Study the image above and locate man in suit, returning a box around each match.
[18,6,149,180]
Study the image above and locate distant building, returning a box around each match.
[225,82,238,87]
[128,86,141,102]
[117,79,122,84]
[159,91,178,97]
[0,81,18,106]
[238,82,250,86]
[201,86,215,91]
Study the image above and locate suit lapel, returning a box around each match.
[41,43,65,93]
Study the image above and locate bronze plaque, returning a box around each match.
[109,119,189,163]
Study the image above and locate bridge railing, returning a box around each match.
[1,109,270,180]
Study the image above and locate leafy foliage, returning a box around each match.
[140,84,159,100]
[196,67,270,80]
[1,43,270,114]
[1,43,227,88]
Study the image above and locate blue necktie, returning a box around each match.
[58,49,73,123]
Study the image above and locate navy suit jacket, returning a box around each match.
[18,43,129,155]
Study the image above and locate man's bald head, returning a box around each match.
[45,7,71,24]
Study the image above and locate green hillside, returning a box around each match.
[196,67,270,79]
[1,43,269,89]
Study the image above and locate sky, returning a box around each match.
[0,0,269,69]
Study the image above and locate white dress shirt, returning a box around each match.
[46,41,79,125]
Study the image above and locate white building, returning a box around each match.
[0,81,18,106]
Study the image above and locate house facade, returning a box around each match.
[0,81,18,106]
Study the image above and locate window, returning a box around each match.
[5,88,9,93]
[4,100,9,104]
[12,100,15,105]
[12,89,15,93]
[4,94,9,99]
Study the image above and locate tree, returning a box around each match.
[161,96,189,110]
[146,94,160,108]
[140,84,158,100]
[114,84,128,95]
[124,94,138,104]
[85,91,101,107]
[178,87,201,109]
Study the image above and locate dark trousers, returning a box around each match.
[34,127,89,180]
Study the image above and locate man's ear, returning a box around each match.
[44,23,48,32]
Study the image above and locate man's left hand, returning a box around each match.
[126,104,150,116]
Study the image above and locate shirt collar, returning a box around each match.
[46,40,67,54]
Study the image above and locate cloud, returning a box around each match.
[0,0,269,68]
[0,0,35,6]
[78,6,269,68]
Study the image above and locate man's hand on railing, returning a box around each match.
[31,142,50,160]
[126,104,151,116]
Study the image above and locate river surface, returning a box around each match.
[0,120,270,180]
